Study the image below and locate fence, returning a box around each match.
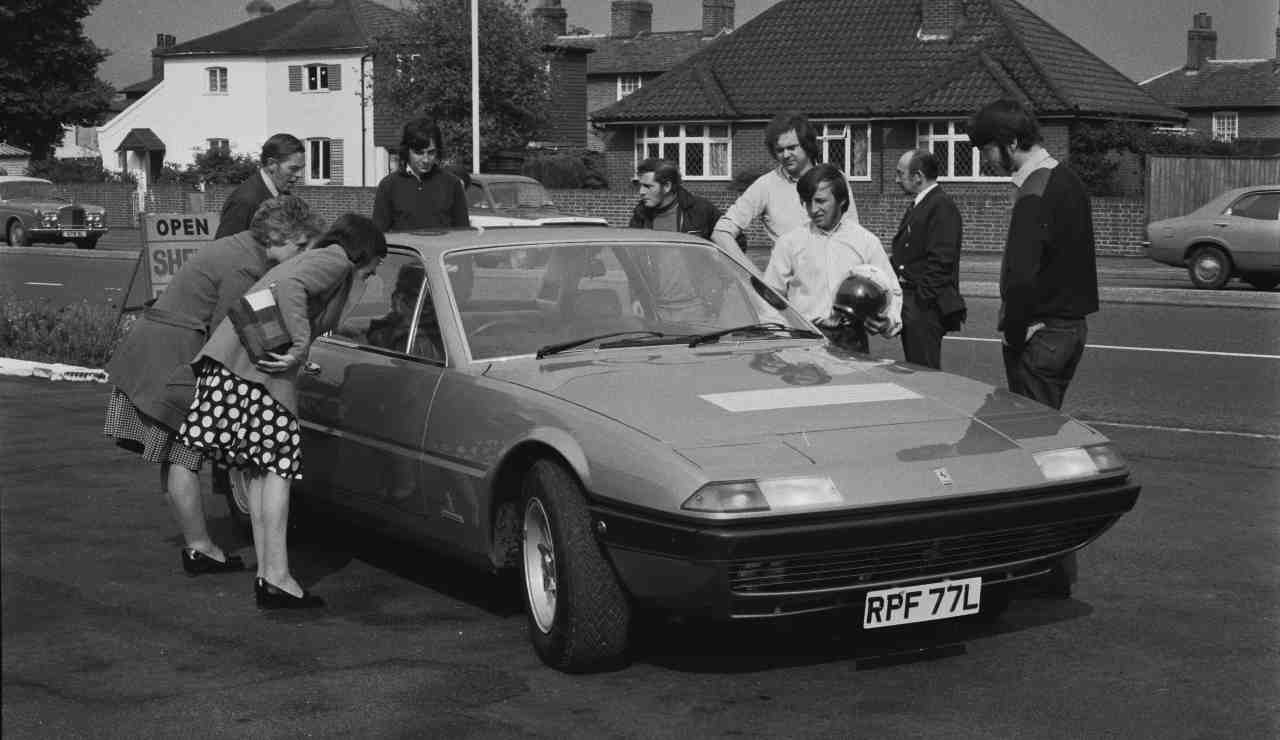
[1146,155,1280,222]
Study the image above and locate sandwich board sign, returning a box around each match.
[138,212,221,299]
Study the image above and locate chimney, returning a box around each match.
[151,33,175,81]
[1186,12,1217,70]
[246,0,275,18]
[920,0,964,41]
[702,0,734,37]
[1274,9,1279,59]
[611,1,652,38]
[532,0,568,37]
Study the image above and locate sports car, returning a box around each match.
[230,226,1140,672]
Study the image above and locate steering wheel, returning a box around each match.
[470,318,534,337]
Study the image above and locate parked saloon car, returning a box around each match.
[465,173,608,228]
[225,227,1141,672]
[1145,185,1280,290]
[0,176,108,249]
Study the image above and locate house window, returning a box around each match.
[306,64,330,91]
[617,75,643,100]
[816,122,871,179]
[916,120,1003,180]
[207,138,229,154]
[206,67,228,94]
[307,138,331,183]
[634,124,731,179]
[1212,112,1238,142]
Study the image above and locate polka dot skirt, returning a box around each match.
[178,361,303,480]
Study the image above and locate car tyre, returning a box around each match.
[75,237,98,250]
[520,459,631,673]
[214,464,254,541]
[1243,274,1279,291]
[1187,245,1232,290]
[6,220,30,247]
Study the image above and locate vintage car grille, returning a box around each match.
[59,206,86,227]
[729,515,1114,595]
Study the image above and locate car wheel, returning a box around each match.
[6,219,30,247]
[520,459,631,673]
[214,464,253,540]
[75,237,98,250]
[1187,245,1232,290]
[1243,274,1279,291]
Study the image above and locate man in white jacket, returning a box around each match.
[764,163,900,353]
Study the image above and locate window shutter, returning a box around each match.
[329,139,344,184]
[288,65,302,92]
[328,64,342,91]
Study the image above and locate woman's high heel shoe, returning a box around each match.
[255,578,325,609]
[181,547,245,575]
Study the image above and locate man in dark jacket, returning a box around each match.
[629,158,723,239]
[890,149,965,369]
[214,133,306,238]
[969,99,1099,409]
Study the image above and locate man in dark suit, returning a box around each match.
[214,133,306,238]
[890,149,965,369]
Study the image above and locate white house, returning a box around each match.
[99,0,405,191]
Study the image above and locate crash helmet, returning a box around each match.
[832,265,889,322]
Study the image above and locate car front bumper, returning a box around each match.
[29,226,108,242]
[591,475,1140,620]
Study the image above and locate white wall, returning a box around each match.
[100,52,380,186]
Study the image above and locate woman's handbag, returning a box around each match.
[227,283,291,363]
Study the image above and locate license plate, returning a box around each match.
[862,576,982,629]
[62,230,87,238]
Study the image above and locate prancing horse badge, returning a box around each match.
[933,467,954,486]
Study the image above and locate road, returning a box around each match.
[2,241,1278,737]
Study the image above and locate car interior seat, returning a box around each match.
[567,288,643,335]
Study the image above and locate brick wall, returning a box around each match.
[55,183,139,228]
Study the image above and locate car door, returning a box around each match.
[1224,191,1280,271]
[297,249,446,527]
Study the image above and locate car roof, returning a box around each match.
[385,225,711,257]
[469,173,542,186]
[0,176,52,185]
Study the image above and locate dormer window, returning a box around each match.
[617,75,643,100]
[207,67,228,94]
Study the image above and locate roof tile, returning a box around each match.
[160,0,403,57]
[1142,59,1280,109]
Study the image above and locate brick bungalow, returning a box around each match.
[1140,12,1280,147]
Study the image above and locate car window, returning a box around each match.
[487,181,551,209]
[332,251,444,363]
[1227,192,1280,221]
[2,181,59,200]
[444,242,803,360]
[466,183,488,209]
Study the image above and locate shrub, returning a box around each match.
[521,149,609,189]
[25,157,135,184]
[0,294,131,368]
[153,149,259,186]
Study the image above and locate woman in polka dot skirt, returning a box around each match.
[181,214,387,609]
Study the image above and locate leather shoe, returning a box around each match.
[182,548,246,575]
[255,578,325,610]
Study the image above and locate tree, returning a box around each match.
[369,0,551,168]
[0,0,116,160]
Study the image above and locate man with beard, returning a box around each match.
[968,98,1098,409]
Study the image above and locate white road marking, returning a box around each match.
[945,335,1280,361]
[23,281,64,287]
[1080,420,1280,442]
[701,383,921,412]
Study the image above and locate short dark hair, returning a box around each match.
[317,213,388,267]
[906,149,941,181]
[636,158,681,188]
[260,133,304,167]
[398,118,444,169]
[764,111,821,164]
[796,163,850,214]
[968,98,1042,151]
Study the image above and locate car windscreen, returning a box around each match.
[2,182,61,201]
[444,242,810,360]
[486,181,553,209]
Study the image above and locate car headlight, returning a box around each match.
[35,210,59,228]
[1033,444,1126,481]
[682,476,842,513]
[86,212,104,226]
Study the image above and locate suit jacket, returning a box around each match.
[890,186,966,327]
[215,172,274,238]
[197,244,354,415]
[106,231,270,428]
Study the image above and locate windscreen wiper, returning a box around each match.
[687,322,821,348]
[536,331,666,359]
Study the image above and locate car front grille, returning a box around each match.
[728,515,1115,595]
[59,206,86,227]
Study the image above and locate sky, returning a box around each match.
[86,0,1280,89]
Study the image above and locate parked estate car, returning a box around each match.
[1145,185,1280,290]
[465,173,608,228]
[0,176,108,250]
[224,226,1141,672]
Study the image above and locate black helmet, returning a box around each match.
[832,272,887,322]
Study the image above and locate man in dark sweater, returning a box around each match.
[372,118,469,232]
[969,99,1099,409]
